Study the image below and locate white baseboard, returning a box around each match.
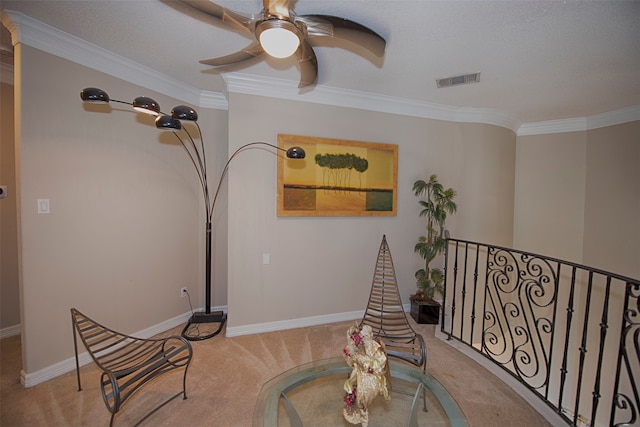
[0,324,21,339]
[225,310,364,337]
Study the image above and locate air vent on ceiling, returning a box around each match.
[436,72,481,88]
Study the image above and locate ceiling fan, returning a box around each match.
[180,0,386,87]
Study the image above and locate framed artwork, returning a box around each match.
[277,134,398,217]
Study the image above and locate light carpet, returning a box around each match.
[0,319,551,426]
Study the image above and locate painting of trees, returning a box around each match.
[314,153,369,190]
[277,134,398,217]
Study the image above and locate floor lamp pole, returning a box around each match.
[202,222,222,318]
[180,222,226,340]
[205,222,212,315]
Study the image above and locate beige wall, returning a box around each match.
[514,122,639,279]
[452,123,516,245]
[1,79,20,331]
[514,131,587,262]
[582,121,640,279]
[225,93,516,331]
[16,45,228,374]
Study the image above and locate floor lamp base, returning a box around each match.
[191,310,225,323]
[181,311,227,341]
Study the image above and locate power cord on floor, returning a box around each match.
[182,288,226,340]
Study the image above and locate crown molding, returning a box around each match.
[0,10,227,111]
[517,117,589,136]
[199,90,227,110]
[587,105,640,131]
[517,105,640,136]
[223,73,522,132]
[3,9,638,134]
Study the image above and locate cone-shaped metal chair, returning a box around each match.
[360,235,427,372]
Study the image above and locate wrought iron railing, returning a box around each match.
[442,237,639,427]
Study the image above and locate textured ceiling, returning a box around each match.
[2,0,639,124]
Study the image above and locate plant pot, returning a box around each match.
[410,300,441,324]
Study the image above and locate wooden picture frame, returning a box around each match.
[277,134,398,217]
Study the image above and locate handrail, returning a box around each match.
[442,237,639,427]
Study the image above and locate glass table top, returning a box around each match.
[253,357,468,427]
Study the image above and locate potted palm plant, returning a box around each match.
[410,174,457,324]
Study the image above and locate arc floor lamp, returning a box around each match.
[80,87,305,340]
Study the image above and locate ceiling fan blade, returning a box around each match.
[298,15,386,57]
[296,40,318,88]
[264,0,291,18]
[180,0,255,34]
[200,42,264,66]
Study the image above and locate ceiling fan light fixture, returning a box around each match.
[257,20,301,59]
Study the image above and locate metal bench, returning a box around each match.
[71,308,193,426]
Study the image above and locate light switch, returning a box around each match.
[37,198,50,214]
[262,253,270,265]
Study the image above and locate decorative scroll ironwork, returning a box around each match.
[612,282,640,427]
[483,248,557,392]
[442,238,640,427]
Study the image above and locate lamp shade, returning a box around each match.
[172,105,198,121]
[80,87,110,103]
[257,20,301,59]
[133,97,161,115]
[155,114,182,130]
[286,146,305,158]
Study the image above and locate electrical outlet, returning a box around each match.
[180,287,188,298]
